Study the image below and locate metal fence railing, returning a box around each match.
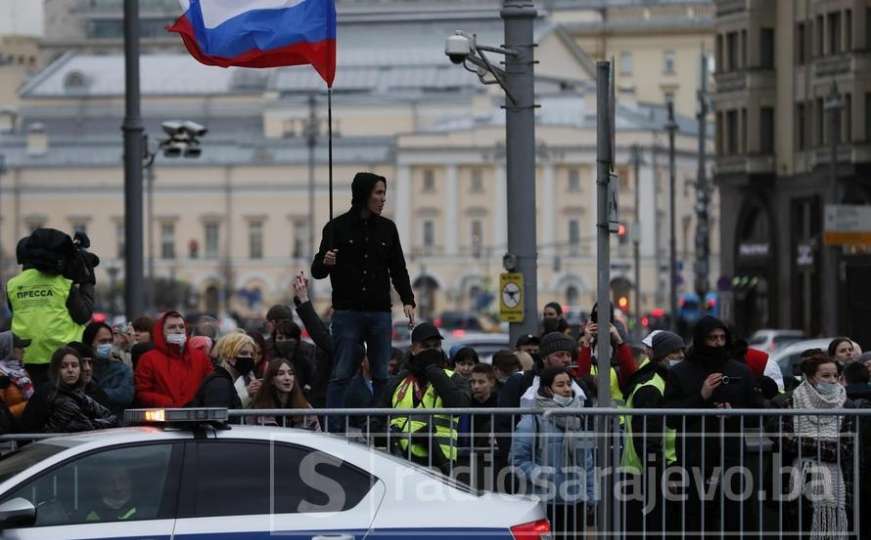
[4,407,871,539]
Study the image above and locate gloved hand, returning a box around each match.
[410,349,443,379]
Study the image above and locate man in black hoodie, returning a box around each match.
[311,172,415,422]
[663,315,761,537]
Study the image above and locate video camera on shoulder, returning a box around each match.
[16,228,100,284]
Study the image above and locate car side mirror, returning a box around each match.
[0,498,36,529]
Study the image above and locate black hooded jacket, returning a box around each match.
[311,173,415,312]
[663,316,761,469]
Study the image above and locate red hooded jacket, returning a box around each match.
[134,312,213,407]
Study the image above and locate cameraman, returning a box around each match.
[6,229,96,385]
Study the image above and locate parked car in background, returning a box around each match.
[392,319,412,350]
[749,329,806,354]
[435,311,484,332]
[772,338,835,389]
[442,332,511,365]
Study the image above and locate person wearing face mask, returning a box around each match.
[663,315,761,537]
[81,322,134,414]
[270,319,317,402]
[511,367,596,537]
[375,322,469,473]
[20,346,117,433]
[620,330,684,536]
[769,354,867,538]
[188,332,256,415]
[134,311,213,407]
[828,337,855,367]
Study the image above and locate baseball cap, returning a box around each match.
[515,334,540,348]
[411,322,443,344]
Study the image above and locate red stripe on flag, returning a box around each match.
[168,16,336,87]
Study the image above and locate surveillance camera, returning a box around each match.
[445,33,472,65]
[182,120,207,138]
[161,121,183,137]
[162,141,184,158]
[183,142,202,158]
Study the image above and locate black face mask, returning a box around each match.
[274,341,297,358]
[234,357,255,375]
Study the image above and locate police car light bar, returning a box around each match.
[124,408,229,425]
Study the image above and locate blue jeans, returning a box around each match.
[326,310,391,431]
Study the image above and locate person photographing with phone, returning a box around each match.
[311,172,416,424]
[662,315,762,536]
[575,302,637,405]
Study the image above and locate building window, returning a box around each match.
[760,28,775,68]
[160,223,175,260]
[716,111,724,155]
[716,34,723,71]
[663,50,676,74]
[204,222,219,259]
[845,9,852,51]
[760,107,775,154]
[817,15,824,57]
[568,219,580,257]
[741,108,747,153]
[741,29,747,67]
[866,93,871,142]
[248,221,264,260]
[845,93,852,143]
[797,23,806,64]
[682,215,692,257]
[568,169,581,192]
[817,97,825,145]
[116,222,124,259]
[292,220,308,259]
[470,169,484,193]
[422,169,435,193]
[422,220,435,252]
[620,51,633,75]
[797,103,807,150]
[726,110,738,155]
[829,11,841,55]
[471,220,483,258]
[726,32,738,71]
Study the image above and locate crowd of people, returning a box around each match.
[2,172,871,538]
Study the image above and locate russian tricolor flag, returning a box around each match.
[169,0,337,87]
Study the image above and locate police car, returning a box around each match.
[0,409,550,539]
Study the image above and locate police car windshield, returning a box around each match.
[0,442,68,484]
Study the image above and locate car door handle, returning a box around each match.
[312,536,354,540]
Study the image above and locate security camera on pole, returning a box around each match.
[445,0,538,344]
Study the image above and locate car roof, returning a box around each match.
[772,338,835,360]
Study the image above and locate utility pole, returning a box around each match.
[694,49,711,300]
[631,144,642,339]
[306,94,318,263]
[666,103,679,332]
[122,0,145,320]
[146,164,155,313]
[0,154,5,300]
[824,81,842,336]
[501,0,538,344]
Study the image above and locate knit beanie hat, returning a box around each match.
[651,331,685,361]
[539,332,576,359]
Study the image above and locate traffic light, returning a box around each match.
[617,295,630,312]
[617,223,628,245]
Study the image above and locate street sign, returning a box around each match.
[499,272,524,323]
[824,205,871,246]
[796,243,814,268]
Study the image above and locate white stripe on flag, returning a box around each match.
[190,0,308,29]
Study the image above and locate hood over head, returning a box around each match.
[688,315,732,368]
[152,311,188,358]
[351,172,386,210]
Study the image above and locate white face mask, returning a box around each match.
[553,393,574,407]
[668,359,682,368]
[166,333,187,347]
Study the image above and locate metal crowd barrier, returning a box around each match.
[3,407,870,539]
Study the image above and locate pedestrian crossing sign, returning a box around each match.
[499,273,524,323]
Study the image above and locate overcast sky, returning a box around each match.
[0,0,44,38]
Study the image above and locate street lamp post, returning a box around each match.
[694,50,711,299]
[445,0,539,343]
[665,103,679,332]
[823,81,843,336]
[631,144,642,339]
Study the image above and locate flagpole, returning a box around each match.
[327,87,334,249]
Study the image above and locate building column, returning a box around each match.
[639,155,657,258]
[542,164,556,245]
[494,165,507,251]
[444,165,458,256]
[396,164,411,251]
